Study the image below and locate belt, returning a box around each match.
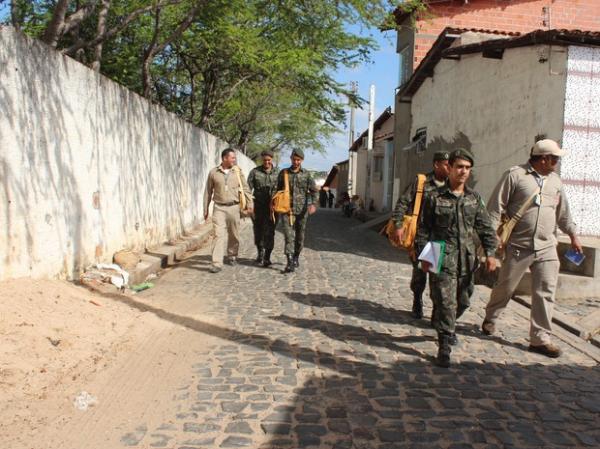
[215,201,239,207]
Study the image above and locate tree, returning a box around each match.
[2,0,398,159]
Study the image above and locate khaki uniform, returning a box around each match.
[204,165,253,267]
[485,164,576,345]
[415,185,497,335]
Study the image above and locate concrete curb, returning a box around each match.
[513,295,600,350]
[127,222,213,285]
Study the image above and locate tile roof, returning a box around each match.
[398,28,600,99]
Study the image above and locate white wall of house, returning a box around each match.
[406,44,568,202]
[370,116,395,212]
[561,46,600,236]
[0,27,254,280]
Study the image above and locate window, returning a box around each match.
[413,127,427,153]
[399,45,413,86]
[372,156,383,181]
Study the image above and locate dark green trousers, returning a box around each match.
[252,206,275,251]
[429,272,474,335]
[281,212,308,255]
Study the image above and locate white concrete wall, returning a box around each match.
[0,27,254,280]
[561,46,600,236]
[407,45,568,201]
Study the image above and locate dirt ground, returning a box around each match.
[0,278,163,447]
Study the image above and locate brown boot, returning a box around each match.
[528,342,561,358]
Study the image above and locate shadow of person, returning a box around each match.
[260,358,599,449]
[284,291,432,330]
[270,314,436,362]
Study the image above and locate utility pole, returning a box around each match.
[348,81,358,195]
[365,84,375,209]
[348,81,357,147]
[367,84,375,151]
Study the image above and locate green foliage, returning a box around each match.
[3,0,397,159]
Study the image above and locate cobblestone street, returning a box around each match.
[75,209,600,449]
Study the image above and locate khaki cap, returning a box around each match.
[531,139,566,157]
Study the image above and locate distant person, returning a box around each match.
[416,148,497,367]
[340,192,351,217]
[482,139,581,358]
[204,148,253,273]
[328,191,335,208]
[274,149,318,273]
[392,151,450,320]
[319,188,328,208]
[247,150,279,267]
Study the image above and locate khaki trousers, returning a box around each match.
[212,204,240,266]
[485,245,560,345]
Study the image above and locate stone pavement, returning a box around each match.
[122,208,599,449]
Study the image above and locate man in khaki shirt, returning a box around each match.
[204,148,253,273]
[482,139,582,358]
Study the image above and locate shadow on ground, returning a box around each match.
[105,289,600,449]
[282,209,409,264]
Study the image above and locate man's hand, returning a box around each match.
[570,234,583,253]
[485,256,497,273]
[308,204,317,215]
[421,261,431,273]
[204,210,209,221]
[394,227,404,244]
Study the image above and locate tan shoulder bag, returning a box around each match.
[382,174,426,254]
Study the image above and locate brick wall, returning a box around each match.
[412,0,600,67]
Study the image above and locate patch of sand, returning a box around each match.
[0,278,157,445]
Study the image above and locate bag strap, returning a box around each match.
[411,174,427,217]
[284,169,289,192]
[506,189,538,228]
[234,166,246,210]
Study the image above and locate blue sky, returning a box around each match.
[301,29,399,172]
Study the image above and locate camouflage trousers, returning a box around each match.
[281,212,308,255]
[252,206,276,251]
[429,272,474,335]
[410,260,427,298]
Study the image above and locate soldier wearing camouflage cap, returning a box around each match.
[415,148,497,367]
[392,150,450,320]
[275,149,318,273]
[248,150,280,267]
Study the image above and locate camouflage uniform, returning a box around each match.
[248,165,279,254]
[415,184,496,336]
[276,167,318,257]
[392,171,445,300]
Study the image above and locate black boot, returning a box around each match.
[284,254,295,273]
[448,333,458,346]
[412,294,423,319]
[436,333,451,368]
[256,247,264,264]
[262,249,272,267]
[292,253,300,268]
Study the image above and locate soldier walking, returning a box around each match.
[204,148,253,273]
[275,149,318,273]
[482,139,581,358]
[416,148,497,367]
[247,150,279,267]
[392,151,450,319]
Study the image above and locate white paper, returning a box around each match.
[418,241,444,274]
